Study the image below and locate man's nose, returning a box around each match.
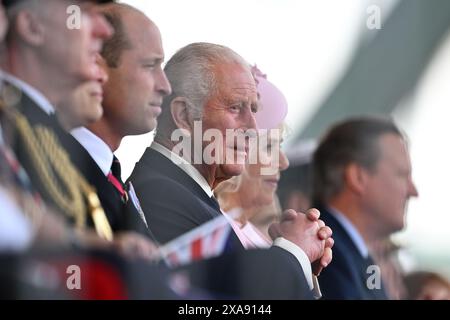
[92,11,114,41]
[242,108,257,131]
[156,69,172,97]
[409,179,419,198]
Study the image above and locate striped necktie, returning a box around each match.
[107,156,128,202]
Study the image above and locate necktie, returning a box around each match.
[107,156,128,202]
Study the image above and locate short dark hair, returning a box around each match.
[312,117,403,204]
[100,10,132,67]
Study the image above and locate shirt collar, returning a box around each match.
[150,142,214,198]
[0,70,55,115]
[328,206,369,258]
[71,127,114,176]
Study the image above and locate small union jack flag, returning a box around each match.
[158,215,232,268]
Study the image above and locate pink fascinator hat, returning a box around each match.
[251,65,288,130]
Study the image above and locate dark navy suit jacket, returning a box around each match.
[128,147,314,298]
[317,206,388,300]
[128,147,236,244]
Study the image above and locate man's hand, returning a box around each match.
[112,232,160,261]
[269,208,333,275]
[313,217,334,276]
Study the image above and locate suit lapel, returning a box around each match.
[139,148,221,218]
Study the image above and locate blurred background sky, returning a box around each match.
[117,0,450,277]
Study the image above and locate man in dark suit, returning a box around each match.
[128,41,335,296]
[57,62,152,237]
[312,117,419,299]
[51,3,173,257]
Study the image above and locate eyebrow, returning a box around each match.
[140,56,164,64]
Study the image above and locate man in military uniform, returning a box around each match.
[0,0,114,239]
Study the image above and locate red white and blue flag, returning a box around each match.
[158,215,232,267]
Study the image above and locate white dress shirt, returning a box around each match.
[150,142,320,296]
[71,127,114,176]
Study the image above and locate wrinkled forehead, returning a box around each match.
[214,62,257,96]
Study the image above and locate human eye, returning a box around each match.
[229,103,242,113]
[143,63,157,70]
[142,58,162,70]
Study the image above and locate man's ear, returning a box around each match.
[170,97,195,133]
[344,163,368,195]
[14,10,45,46]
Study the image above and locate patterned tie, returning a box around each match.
[108,156,150,233]
[107,156,128,202]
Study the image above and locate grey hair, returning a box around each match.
[162,42,250,121]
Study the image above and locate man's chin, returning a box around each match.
[139,119,158,134]
[389,218,406,235]
[219,163,244,179]
[88,109,103,124]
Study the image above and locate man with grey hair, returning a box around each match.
[52,3,315,299]
[130,42,263,242]
[312,117,418,299]
[129,42,334,295]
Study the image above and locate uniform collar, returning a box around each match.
[0,70,55,115]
